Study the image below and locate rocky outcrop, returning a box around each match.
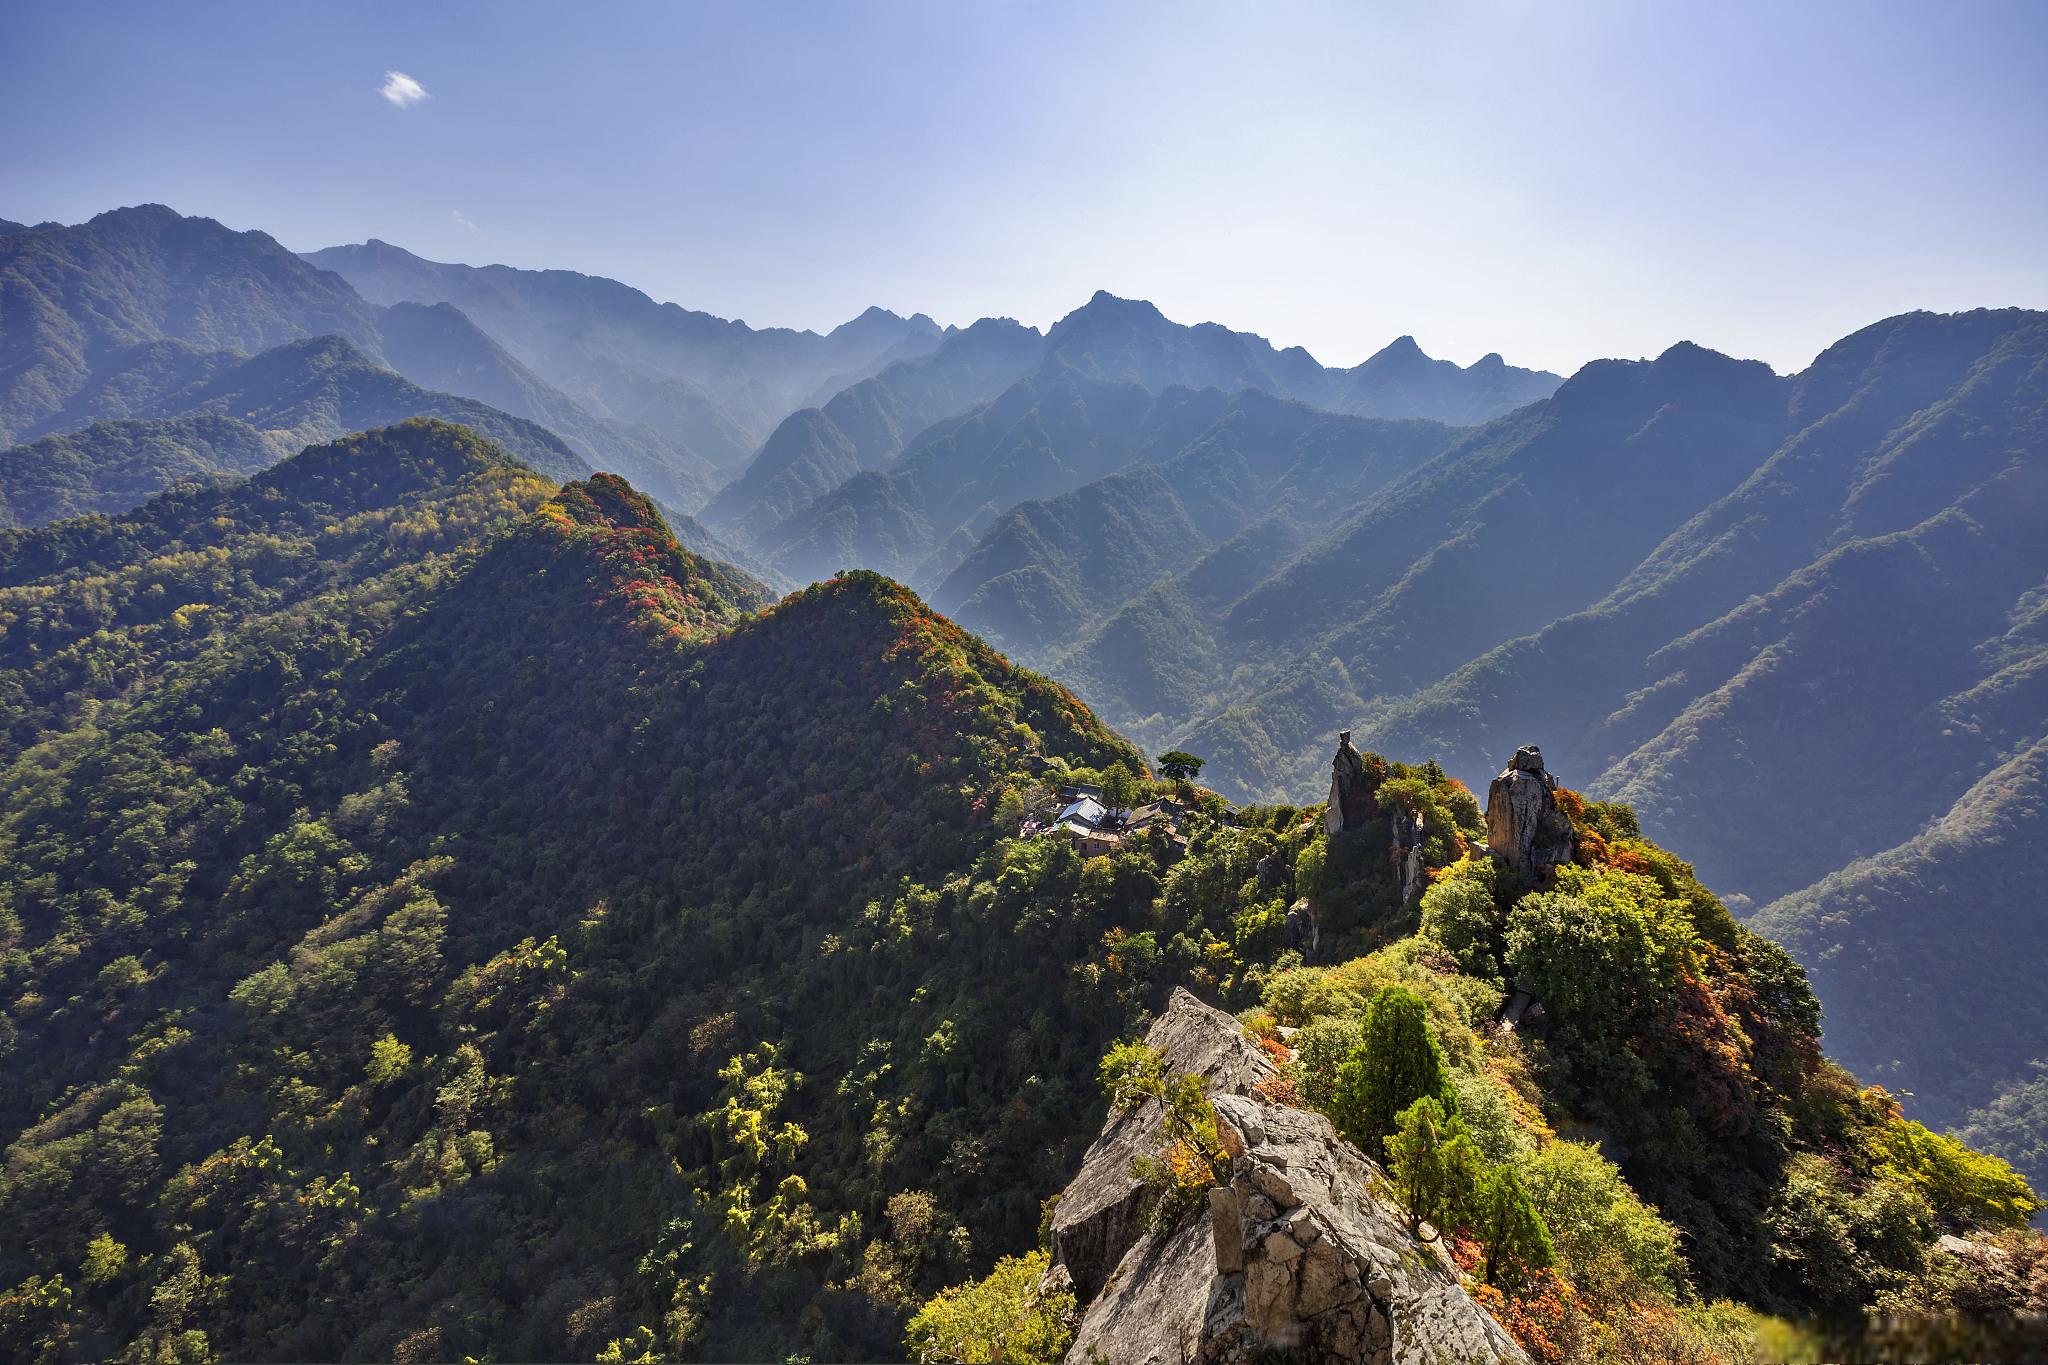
[1049,989,1278,1302]
[1324,730,1378,835]
[1051,989,1529,1365]
[1483,745,1575,882]
[1389,804,1427,905]
[1283,898,1319,960]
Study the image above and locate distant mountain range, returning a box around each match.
[8,202,2044,1201]
[705,291,1559,585]
[303,236,947,479]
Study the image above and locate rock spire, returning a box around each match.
[1483,744,1576,881]
[1324,729,1378,835]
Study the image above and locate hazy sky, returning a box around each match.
[5,0,2045,375]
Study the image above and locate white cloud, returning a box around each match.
[378,71,428,107]
[451,210,477,231]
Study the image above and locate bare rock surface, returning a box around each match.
[1325,729,1378,834]
[1483,743,1576,880]
[1053,989,1529,1364]
[1049,988,1276,1301]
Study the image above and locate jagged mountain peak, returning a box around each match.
[1055,289,1174,332]
[1365,333,1430,365]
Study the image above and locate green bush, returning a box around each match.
[904,1250,1074,1364]
[1517,1139,1683,1309]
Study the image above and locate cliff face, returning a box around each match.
[1047,989,1529,1365]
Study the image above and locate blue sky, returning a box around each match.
[4,0,2044,375]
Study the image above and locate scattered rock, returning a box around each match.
[1210,1189,1246,1274]
[1283,897,1320,960]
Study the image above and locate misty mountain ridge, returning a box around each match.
[303,235,948,472]
[703,289,1562,579]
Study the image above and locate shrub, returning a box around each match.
[1286,1016,1362,1112]
[1474,1164,1555,1289]
[1517,1140,1683,1310]
[904,1250,1074,1363]
[1873,1116,2042,1229]
[1419,877,1504,984]
[1387,1096,1486,1240]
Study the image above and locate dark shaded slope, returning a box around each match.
[1063,342,1786,775]
[0,419,559,750]
[1753,735,2048,1168]
[932,391,1455,660]
[0,414,283,527]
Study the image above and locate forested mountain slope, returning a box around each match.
[0,205,383,445]
[1344,312,2048,1161]
[985,309,2048,1192]
[0,421,1167,1361]
[0,333,590,517]
[0,415,283,528]
[756,373,1238,587]
[0,420,2038,1361]
[931,391,1456,659]
[1043,339,1784,758]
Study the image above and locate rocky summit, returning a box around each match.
[1049,990,1528,1365]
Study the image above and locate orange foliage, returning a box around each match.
[1253,1073,1298,1106]
[1473,1270,1593,1365]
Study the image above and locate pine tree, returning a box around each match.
[1387,1095,1485,1240]
[1328,986,1459,1162]
[1475,1164,1555,1287]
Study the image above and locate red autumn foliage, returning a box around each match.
[1473,1271,1594,1365]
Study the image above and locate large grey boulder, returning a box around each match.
[1052,990,1529,1364]
[1483,744,1576,882]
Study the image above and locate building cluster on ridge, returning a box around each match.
[1020,781,1194,855]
